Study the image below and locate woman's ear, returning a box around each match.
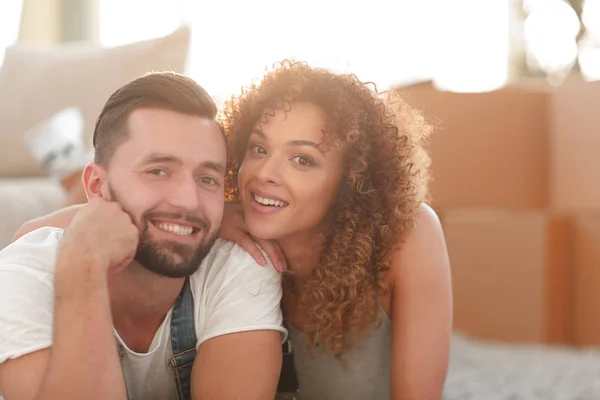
[82,162,108,201]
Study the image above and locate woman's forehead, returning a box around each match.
[258,102,327,141]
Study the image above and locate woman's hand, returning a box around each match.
[221,203,287,272]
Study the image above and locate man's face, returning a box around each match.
[100,108,226,278]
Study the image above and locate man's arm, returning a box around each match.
[191,330,282,399]
[0,200,139,399]
[0,349,50,400]
[0,254,127,400]
[190,246,286,400]
[36,255,128,400]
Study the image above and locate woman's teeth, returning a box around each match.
[155,222,194,236]
[254,194,288,207]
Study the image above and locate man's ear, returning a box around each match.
[82,162,108,201]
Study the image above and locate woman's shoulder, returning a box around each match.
[395,203,444,249]
[388,203,448,280]
[411,203,443,238]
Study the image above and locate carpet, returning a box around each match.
[444,333,600,400]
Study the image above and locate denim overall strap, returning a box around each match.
[167,277,198,400]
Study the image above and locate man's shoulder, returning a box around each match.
[208,238,257,264]
[0,227,64,274]
[189,239,286,346]
[192,239,279,286]
[202,238,274,273]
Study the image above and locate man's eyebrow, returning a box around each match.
[140,154,225,174]
[140,153,183,165]
[250,130,324,155]
[201,161,226,174]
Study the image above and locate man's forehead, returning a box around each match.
[127,108,221,137]
[127,108,224,141]
[112,110,226,168]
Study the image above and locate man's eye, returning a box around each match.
[148,169,167,176]
[202,177,218,185]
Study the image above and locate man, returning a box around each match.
[0,72,286,400]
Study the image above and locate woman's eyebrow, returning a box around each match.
[251,130,324,155]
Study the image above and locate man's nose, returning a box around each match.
[168,174,200,211]
[256,156,283,185]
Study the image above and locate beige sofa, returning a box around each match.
[0,26,192,249]
[0,178,65,248]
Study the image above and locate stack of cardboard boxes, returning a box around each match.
[393,78,600,347]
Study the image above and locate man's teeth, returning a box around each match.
[254,194,287,207]
[155,223,194,235]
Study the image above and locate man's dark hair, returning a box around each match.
[93,71,221,165]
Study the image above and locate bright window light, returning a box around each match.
[99,0,511,98]
[524,0,580,77]
[0,1,22,65]
[99,0,185,47]
[580,0,600,80]
[428,0,510,92]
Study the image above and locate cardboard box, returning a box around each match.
[440,209,569,344]
[392,82,549,210]
[550,78,600,212]
[569,214,600,347]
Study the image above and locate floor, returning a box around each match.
[444,333,600,400]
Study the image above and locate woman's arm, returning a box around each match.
[12,204,85,242]
[11,203,287,271]
[389,203,453,400]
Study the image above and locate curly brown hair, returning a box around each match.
[221,60,432,356]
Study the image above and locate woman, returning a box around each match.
[14,60,452,399]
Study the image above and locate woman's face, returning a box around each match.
[237,102,344,241]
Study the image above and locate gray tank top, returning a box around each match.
[287,309,392,400]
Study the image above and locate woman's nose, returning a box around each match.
[256,156,283,185]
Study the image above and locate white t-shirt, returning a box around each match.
[0,227,287,400]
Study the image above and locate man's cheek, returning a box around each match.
[212,191,225,216]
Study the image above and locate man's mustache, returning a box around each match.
[142,211,210,231]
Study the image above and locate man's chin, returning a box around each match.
[145,264,200,279]
[136,256,201,279]
[134,235,216,279]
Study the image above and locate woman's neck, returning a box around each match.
[277,231,322,282]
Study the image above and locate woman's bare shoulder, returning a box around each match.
[388,203,449,279]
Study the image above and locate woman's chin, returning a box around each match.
[247,226,282,242]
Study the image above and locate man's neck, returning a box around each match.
[108,262,186,353]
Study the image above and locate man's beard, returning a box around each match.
[108,187,218,278]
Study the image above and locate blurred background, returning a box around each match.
[2,0,599,101]
[1,0,600,364]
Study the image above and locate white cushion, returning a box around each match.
[0,26,191,177]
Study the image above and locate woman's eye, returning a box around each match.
[251,144,267,155]
[292,155,315,167]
